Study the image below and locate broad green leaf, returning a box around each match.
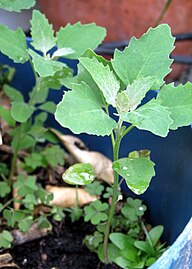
[98,243,120,264]
[116,91,130,115]
[62,163,95,185]
[134,240,153,255]
[115,257,132,269]
[29,80,49,104]
[148,225,164,247]
[122,99,172,137]
[112,157,155,194]
[112,24,175,88]
[0,106,15,126]
[157,82,192,130]
[124,76,157,111]
[0,0,36,12]
[55,82,116,136]
[28,49,66,77]
[11,101,35,122]
[57,22,106,59]
[109,233,135,250]
[31,10,56,54]
[3,84,23,102]
[80,57,120,107]
[0,25,29,63]
[38,101,56,114]
[0,230,13,248]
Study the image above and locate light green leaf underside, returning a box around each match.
[80,57,120,107]
[30,10,56,54]
[55,82,116,136]
[0,0,36,12]
[0,25,29,63]
[112,24,175,88]
[112,157,155,194]
[11,101,34,122]
[157,82,192,130]
[62,163,95,185]
[28,49,66,77]
[57,22,106,59]
[125,76,157,111]
[122,99,172,137]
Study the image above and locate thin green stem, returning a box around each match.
[75,185,79,208]
[103,133,121,263]
[0,197,14,213]
[118,177,125,187]
[154,0,172,27]
[140,218,153,249]
[122,125,134,137]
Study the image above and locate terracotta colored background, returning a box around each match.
[39,0,192,79]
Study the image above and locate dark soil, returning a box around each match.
[6,217,119,269]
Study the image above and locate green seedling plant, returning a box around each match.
[0,7,106,248]
[55,23,192,264]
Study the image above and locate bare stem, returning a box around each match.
[154,0,172,27]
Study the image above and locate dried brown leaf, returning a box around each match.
[45,185,97,208]
[11,222,52,246]
[50,129,114,184]
[0,253,19,268]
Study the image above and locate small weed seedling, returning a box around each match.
[0,6,106,248]
[55,24,192,265]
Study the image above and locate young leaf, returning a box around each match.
[18,216,33,233]
[124,76,157,111]
[11,101,35,122]
[80,57,120,107]
[157,82,192,130]
[28,49,66,77]
[85,181,104,196]
[62,163,95,185]
[38,101,56,114]
[148,225,164,247]
[112,157,155,194]
[0,25,29,63]
[121,197,147,221]
[112,24,175,88]
[0,182,11,198]
[0,106,15,126]
[0,230,13,248]
[57,22,106,59]
[13,175,38,196]
[43,145,65,167]
[3,84,23,102]
[30,10,56,55]
[55,82,116,136]
[84,200,109,225]
[0,0,36,12]
[51,48,75,59]
[122,99,173,137]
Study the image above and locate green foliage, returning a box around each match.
[0,230,13,248]
[62,163,95,185]
[112,157,155,194]
[121,198,147,222]
[0,0,36,12]
[84,200,109,225]
[85,181,104,196]
[0,181,11,197]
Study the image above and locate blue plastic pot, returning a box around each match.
[1,38,192,268]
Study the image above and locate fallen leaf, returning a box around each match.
[0,253,19,268]
[50,129,114,184]
[45,185,97,208]
[11,222,52,246]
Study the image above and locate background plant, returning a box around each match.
[0,8,106,247]
[55,24,192,263]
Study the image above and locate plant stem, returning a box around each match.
[8,149,18,187]
[154,0,172,27]
[103,133,121,263]
[75,185,79,208]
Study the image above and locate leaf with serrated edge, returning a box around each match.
[125,76,157,111]
[112,157,155,194]
[62,163,95,185]
[28,49,66,77]
[122,99,173,137]
[0,25,29,63]
[80,57,120,107]
[157,82,192,130]
[30,10,56,54]
[55,82,116,136]
[57,22,106,59]
[112,24,175,88]
[0,0,36,12]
